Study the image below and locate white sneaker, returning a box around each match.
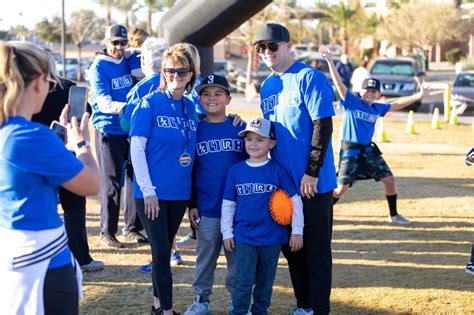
[388,214,411,225]
[81,260,104,272]
[289,307,313,315]
[184,296,211,315]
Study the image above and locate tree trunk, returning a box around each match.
[125,15,129,30]
[147,9,153,36]
[371,39,380,60]
[77,45,83,82]
[340,26,348,55]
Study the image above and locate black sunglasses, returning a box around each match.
[255,42,283,53]
[111,40,128,46]
[163,68,190,78]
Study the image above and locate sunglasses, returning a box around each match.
[255,42,284,53]
[111,40,128,46]
[163,68,190,78]
[46,76,58,93]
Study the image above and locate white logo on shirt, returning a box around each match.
[354,110,378,123]
[156,116,197,131]
[235,183,277,196]
[196,138,243,156]
[111,75,133,90]
[261,91,299,115]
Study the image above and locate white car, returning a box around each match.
[451,71,474,115]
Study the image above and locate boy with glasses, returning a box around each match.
[89,24,146,248]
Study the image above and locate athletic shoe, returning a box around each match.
[81,260,105,272]
[170,250,183,267]
[288,307,314,315]
[184,295,211,315]
[466,262,474,275]
[100,232,124,248]
[228,303,251,314]
[122,231,149,244]
[388,214,411,225]
[139,262,152,274]
[176,235,197,249]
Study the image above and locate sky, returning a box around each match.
[0,0,133,30]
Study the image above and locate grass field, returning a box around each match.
[78,113,473,314]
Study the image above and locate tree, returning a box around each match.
[318,2,357,54]
[114,0,139,29]
[10,25,29,41]
[97,0,113,26]
[380,3,466,61]
[35,17,62,45]
[68,9,101,81]
[143,0,176,36]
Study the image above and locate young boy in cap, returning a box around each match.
[221,117,304,315]
[320,45,431,224]
[184,74,248,315]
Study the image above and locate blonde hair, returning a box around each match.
[128,28,150,48]
[0,41,49,126]
[171,42,201,75]
[159,48,196,94]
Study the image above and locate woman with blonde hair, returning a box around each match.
[0,41,99,314]
[130,47,198,315]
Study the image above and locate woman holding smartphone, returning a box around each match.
[130,47,197,315]
[0,41,99,314]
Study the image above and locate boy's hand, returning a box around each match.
[189,208,200,230]
[319,45,333,61]
[223,238,235,252]
[289,234,303,252]
[420,84,431,98]
[228,113,245,126]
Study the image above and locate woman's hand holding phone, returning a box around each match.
[60,104,91,153]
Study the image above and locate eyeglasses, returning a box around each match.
[46,76,58,93]
[163,68,190,78]
[111,40,128,46]
[255,42,284,54]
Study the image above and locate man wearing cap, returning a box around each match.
[88,24,146,248]
[320,45,430,225]
[255,23,337,315]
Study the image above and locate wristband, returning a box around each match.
[77,140,91,149]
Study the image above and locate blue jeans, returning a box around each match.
[231,242,280,315]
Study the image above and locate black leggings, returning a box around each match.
[43,263,78,315]
[135,199,188,310]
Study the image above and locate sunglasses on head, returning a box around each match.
[255,42,283,53]
[163,68,190,78]
[111,40,128,46]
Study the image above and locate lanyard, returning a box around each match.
[166,91,190,151]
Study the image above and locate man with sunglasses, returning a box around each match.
[88,24,146,249]
[255,23,337,315]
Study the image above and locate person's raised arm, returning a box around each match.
[319,45,347,100]
[389,85,431,112]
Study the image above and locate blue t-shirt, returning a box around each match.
[194,117,247,218]
[223,160,298,246]
[0,117,83,231]
[127,49,142,78]
[340,91,391,145]
[89,54,133,134]
[185,75,205,118]
[260,61,337,194]
[121,72,161,133]
[130,90,198,200]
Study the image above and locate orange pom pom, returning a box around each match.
[269,189,293,225]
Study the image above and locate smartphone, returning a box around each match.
[68,86,88,121]
[50,120,67,143]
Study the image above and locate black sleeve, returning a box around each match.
[305,116,333,178]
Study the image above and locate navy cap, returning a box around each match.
[253,23,290,45]
[195,74,231,95]
[361,78,381,92]
[105,24,128,41]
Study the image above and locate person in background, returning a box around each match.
[320,45,430,225]
[255,23,337,315]
[350,58,370,95]
[89,24,146,248]
[32,49,104,272]
[130,47,198,315]
[0,40,99,314]
[126,27,150,83]
[335,53,354,88]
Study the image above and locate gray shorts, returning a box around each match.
[337,151,393,186]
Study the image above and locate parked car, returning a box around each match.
[213,59,239,86]
[235,62,272,93]
[298,54,340,81]
[451,71,474,115]
[55,57,93,82]
[369,57,425,110]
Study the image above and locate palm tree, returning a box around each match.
[114,0,138,29]
[97,0,113,26]
[318,2,357,54]
[143,0,176,36]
